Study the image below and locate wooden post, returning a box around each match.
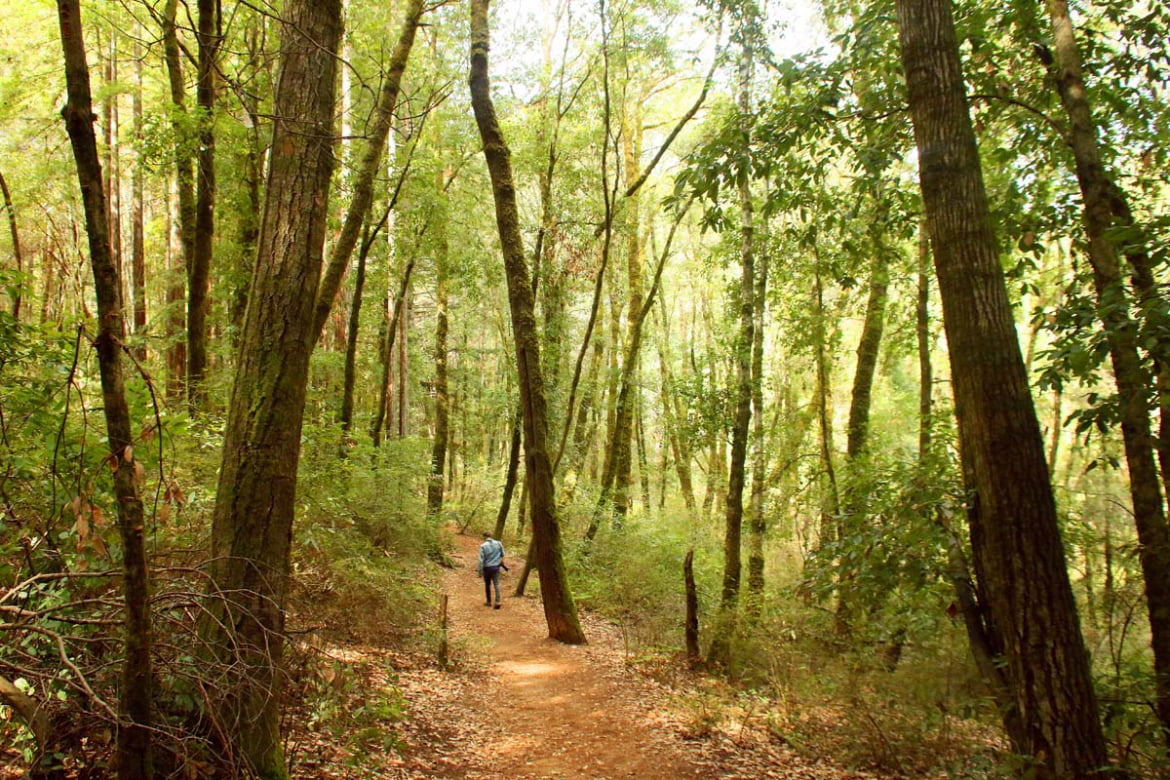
[684,549,702,669]
[438,594,449,668]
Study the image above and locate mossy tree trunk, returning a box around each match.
[56,1,154,776]
[469,0,584,644]
[197,2,342,776]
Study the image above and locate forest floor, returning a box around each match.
[289,531,901,780]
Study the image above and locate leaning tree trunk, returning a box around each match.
[371,255,416,447]
[494,405,522,539]
[340,224,372,434]
[836,249,890,635]
[1042,0,1170,739]
[197,3,341,777]
[469,0,584,644]
[56,2,154,777]
[0,168,22,320]
[894,0,1110,774]
[588,203,687,541]
[312,0,425,342]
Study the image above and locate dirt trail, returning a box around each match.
[398,531,706,780]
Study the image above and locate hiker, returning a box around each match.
[477,531,507,608]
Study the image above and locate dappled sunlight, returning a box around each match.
[497,660,569,677]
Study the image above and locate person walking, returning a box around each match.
[477,531,507,608]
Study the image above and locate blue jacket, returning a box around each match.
[478,538,505,571]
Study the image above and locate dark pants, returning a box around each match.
[482,566,501,605]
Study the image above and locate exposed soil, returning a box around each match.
[403,531,704,780]
[376,532,879,780]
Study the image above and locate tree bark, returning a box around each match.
[470,0,584,644]
[197,2,341,776]
[684,549,702,668]
[56,2,154,777]
[187,0,220,412]
[894,0,1110,773]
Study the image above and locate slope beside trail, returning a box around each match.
[394,531,708,780]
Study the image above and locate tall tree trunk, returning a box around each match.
[231,121,263,338]
[428,200,450,516]
[494,404,522,539]
[161,0,192,400]
[56,2,154,776]
[371,256,415,447]
[470,0,584,644]
[845,253,889,460]
[563,337,604,501]
[130,45,146,359]
[708,39,755,667]
[197,3,341,776]
[1042,0,1170,738]
[397,296,410,436]
[611,119,646,519]
[187,0,221,413]
[895,0,1110,773]
[746,246,770,608]
[636,402,652,512]
[340,225,373,434]
[552,0,622,476]
[916,223,932,461]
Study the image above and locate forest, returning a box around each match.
[1,0,1168,777]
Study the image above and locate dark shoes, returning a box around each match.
[494,603,501,609]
